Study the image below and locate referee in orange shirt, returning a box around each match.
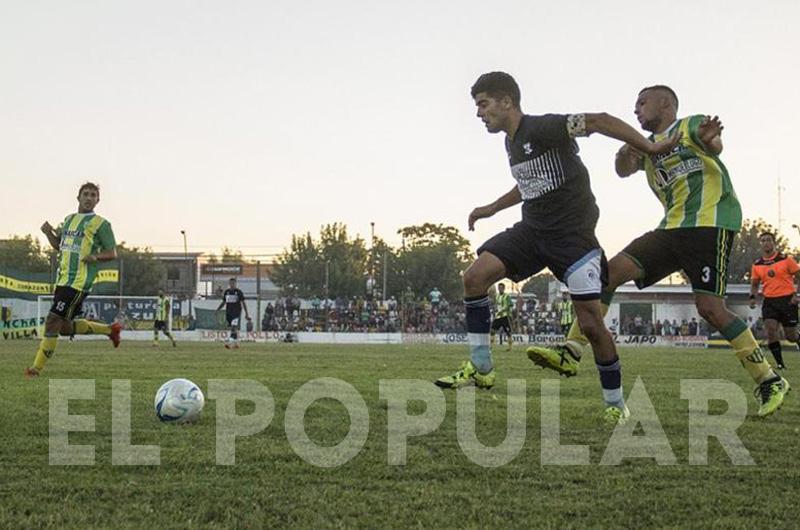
[750,232,800,369]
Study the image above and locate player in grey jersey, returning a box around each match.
[434,71,678,425]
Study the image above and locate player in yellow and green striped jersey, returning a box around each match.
[490,283,514,350]
[528,86,789,417]
[24,182,122,378]
[153,289,177,347]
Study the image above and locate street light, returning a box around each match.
[792,224,800,237]
[180,230,192,318]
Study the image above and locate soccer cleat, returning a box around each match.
[434,360,495,389]
[527,345,580,377]
[473,368,496,389]
[755,377,791,418]
[23,367,40,379]
[603,404,630,426]
[224,343,231,349]
[109,322,122,348]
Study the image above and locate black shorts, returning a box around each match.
[226,312,241,327]
[491,316,511,333]
[762,295,799,328]
[50,286,87,320]
[478,222,608,300]
[154,320,168,331]
[621,227,735,296]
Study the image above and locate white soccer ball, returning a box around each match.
[154,378,205,423]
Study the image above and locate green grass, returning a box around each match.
[1,339,798,529]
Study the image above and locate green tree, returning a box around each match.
[521,271,556,301]
[272,223,368,298]
[118,243,167,295]
[0,235,55,274]
[367,236,400,300]
[395,223,472,301]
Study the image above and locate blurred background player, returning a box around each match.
[490,283,514,350]
[24,182,121,378]
[153,288,177,347]
[556,290,574,335]
[529,85,789,417]
[434,71,679,424]
[217,277,249,349]
[750,231,800,369]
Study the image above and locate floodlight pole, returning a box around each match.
[181,230,192,320]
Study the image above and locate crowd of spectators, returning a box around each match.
[245,292,762,338]
[253,295,709,335]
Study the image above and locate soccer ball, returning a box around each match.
[154,378,205,423]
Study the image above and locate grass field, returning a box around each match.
[1,339,798,529]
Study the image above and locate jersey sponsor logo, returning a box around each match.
[510,149,565,200]
[652,157,703,190]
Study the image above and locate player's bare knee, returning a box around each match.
[462,265,494,296]
[44,315,65,335]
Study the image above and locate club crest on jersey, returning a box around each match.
[523,143,533,155]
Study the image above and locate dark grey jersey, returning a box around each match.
[505,114,599,235]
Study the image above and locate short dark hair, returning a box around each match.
[229,277,237,282]
[471,72,521,108]
[78,182,100,196]
[759,231,776,241]
[639,85,679,110]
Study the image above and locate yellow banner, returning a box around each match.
[0,274,51,294]
[97,269,119,283]
[0,270,118,293]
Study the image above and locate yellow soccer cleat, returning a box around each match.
[603,404,630,426]
[435,360,495,390]
[755,377,791,418]
[527,345,580,377]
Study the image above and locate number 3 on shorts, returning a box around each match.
[701,266,711,284]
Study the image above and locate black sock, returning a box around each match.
[768,341,784,367]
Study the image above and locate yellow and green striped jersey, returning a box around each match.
[55,212,116,292]
[155,296,170,321]
[495,292,513,319]
[643,115,742,231]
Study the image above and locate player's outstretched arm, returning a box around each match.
[40,222,60,250]
[583,113,680,155]
[697,115,723,155]
[615,144,644,178]
[81,247,117,263]
[468,185,521,231]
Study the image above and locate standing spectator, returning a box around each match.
[429,287,442,314]
[688,317,698,336]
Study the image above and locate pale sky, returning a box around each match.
[2,1,799,260]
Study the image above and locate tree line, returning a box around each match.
[1,218,797,298]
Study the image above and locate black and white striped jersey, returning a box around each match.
[505,114,599,235]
